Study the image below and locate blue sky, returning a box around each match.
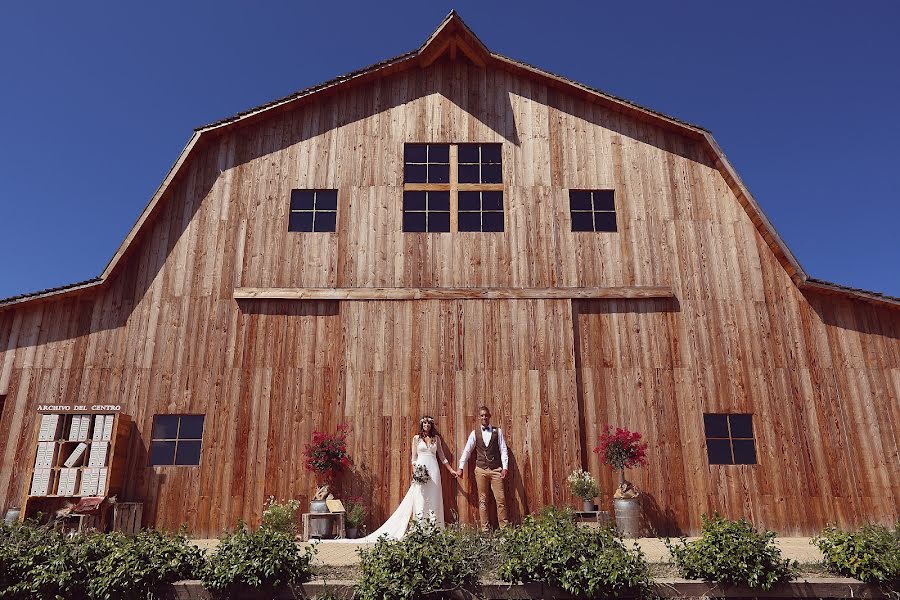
[1,1,898,299]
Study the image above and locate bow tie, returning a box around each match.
[482,426,491,432]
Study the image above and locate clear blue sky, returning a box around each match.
[1,1,898,299]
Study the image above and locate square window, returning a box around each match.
[481,163,502,184]
[152,415,180,439]
[428,191,450,212]
[314,211,336,232]
[595,212,617,232]
[403,191,427,211]
[458,144,480,163]
[403,212,427,232]
[482,191,503,211]
[571,212,594,232]
[482,212,504,232]
[405,163,427,183]
[290,190,315,211]
[175,440,202,466]
[179,415,205,439]
[570,191,593,211]
[404,143,427,163]
[728,414,753,439]
[458,164,480,184]
[706,439,733,465]
[149,441,177,466]
[459,191,481,211]
[481,144,502,163]
[428,212,450,232]
[428,144,450,163]
[289,212,314,232]
[731,440,757,465]
[458,212,481,232]
[593,190,615,211]
[428,164,450,184]
[703,414,729,438]
[316,190,338,211]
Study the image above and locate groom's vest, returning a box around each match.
[475,428,502,470]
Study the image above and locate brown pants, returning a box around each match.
[474,466,508,528]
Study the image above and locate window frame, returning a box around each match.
[568,189,618,233]
[149,414,206,467]
[703,413,757,466]
[287,189,339,233]
[403,143,505,233]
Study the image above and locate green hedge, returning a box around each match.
[813,523,899,589]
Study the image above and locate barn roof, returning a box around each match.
[1,11,896,309]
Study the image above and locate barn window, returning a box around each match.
[703,413,757,465]
[288,189,338,232]
[403,143,504,232]
[569,190,617,232]
[149,414,205,466]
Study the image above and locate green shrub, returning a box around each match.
[261,496,302,534]
[813,524,899,588]
[498,506,650,597]
[201,523,315,598]
[665,513,797,590]
[356,519,490,600]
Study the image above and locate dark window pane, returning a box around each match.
[482,212,504,232]
[290,190,315,211]
[403,212,427,232]
[481,144,502,163]
[458,144,480,163]
[427,144,449,163]
[481,164,502,183]
[149,441,176,466]
[593,190,615,211]
[403,191,427,211]
[404,143,427,163]
[729,414,754,439]
[458,164,480,184]
[571,211,594,232]
[703,414,729,438]
[175,441,202,466]
[404,163,427,183]
[316,190,338,211]
[289,212,314,232]
[732,440,757,465]
[152,415,180,440]
[595,212,617,232]
[428,164,450,183]
[428,212,450,232]
[178,416,205,439]
[482,191,503,211]
[706,439,733,465]
[569,191,592,211]
[458,212,481,232]
[428,191,450,211]
[458,191,481,211]
[314,211,337,232]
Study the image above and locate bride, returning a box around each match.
[352,415,457,541]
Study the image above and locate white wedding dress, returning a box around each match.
[349,435,446,542]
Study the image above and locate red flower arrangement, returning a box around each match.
[593,425,648,488]
[303,424,353,483]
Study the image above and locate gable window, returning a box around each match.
[569,189,617,232]
[403,143,504,232]
[288,189,337,232]
[149,414,205,466]
[703,413,757,465]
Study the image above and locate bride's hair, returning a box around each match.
[417,415,440,440]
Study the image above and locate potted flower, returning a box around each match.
[303,424,353,537]
[343,496,368,539]
[593,425,648,537]
[567,469,601,512]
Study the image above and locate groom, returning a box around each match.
[457,405,509,529]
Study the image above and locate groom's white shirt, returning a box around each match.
[458,426,509,470]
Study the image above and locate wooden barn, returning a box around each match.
[0,13,897,537]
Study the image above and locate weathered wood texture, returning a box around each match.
[0,60,897,535]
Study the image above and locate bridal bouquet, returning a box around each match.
[412,464,430,484]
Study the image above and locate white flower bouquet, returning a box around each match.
[412,464,430,484]
[567,469,600,501]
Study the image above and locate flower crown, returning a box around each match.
[420,416,435,425]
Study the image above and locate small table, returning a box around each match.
[574,510,612,528]
[301,512,345,541]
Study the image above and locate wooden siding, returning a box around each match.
[0,59,897,535]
